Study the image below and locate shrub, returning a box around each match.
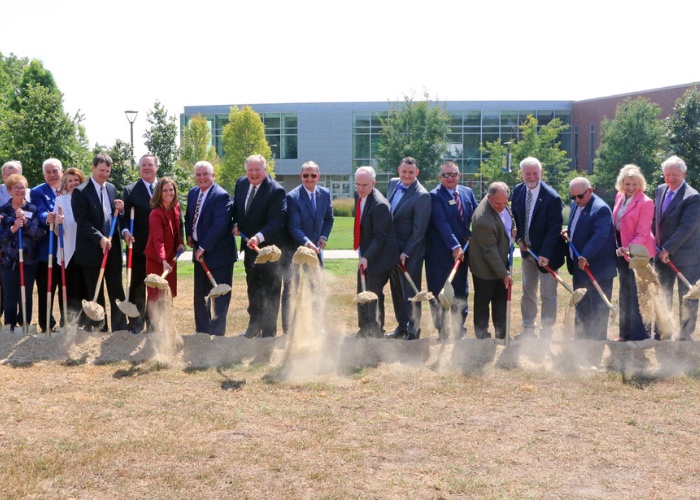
[333,197,355,217]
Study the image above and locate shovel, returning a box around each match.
[503,243,514,346]
[17,228,37,335]
[46,221,55,336]
[654,245,700,300]
[82,209,119,322]
[116,207,139,318]
[398,261,433,301]
[57,207,69,332]
[239,232,282,264]
[526,248,586,306]
[353,265,378,304]
[564,235,618,327]
[145,249,184,290]
[199,257,232,300]
[438,241,469,309]
[292,245,320,267]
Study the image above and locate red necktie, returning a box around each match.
[454,192,464,220]
[354,197,361,251]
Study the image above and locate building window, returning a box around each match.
[262,113,298,160]
[352,111,386,169]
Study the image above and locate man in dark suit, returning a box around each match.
[31,158,64,333]
[425,161,478,339]
[469,182,514,340]
[353,166,400,338]
[232,154,287,338]
[71,153,128,332]
[653,155,700,340]
[283,160,334,334]
[564,177,617,340]
[386,157,431,340]
[121,153,159,333]
[511,157,566,340]
[185,160,236,336]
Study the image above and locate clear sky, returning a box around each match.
[1,0,697,159]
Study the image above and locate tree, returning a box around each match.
[666,85,700,187]
[143,100,190,195]
[594,97,668,195]
[0,84,90,187]
[0,52,28,109]
[479,115,571,197]
[178,114,219,172]
[220,105,275,194]
[374,91,451,181]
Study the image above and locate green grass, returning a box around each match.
[325,217,353,250]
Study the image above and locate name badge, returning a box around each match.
[448,199,456,205]
[24,211,34,218]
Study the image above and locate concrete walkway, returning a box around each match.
[178,248,522,261]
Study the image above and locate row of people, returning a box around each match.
[0,152,697,342]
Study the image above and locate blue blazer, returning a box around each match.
[386,178,431,259]
[29,182,57,262]
[566,193,617,283]
[425,184,478,292]
[512,181,566,270]
[653,181,700,267]
[185,182,236,269]
[286,184,334,250]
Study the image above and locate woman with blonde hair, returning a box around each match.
[613,164,656,341]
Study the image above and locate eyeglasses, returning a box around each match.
[570,191,588,200]
[302,173,318,179]
[440,172,460,178]
[355,183,371,188]
[11,186,27,192]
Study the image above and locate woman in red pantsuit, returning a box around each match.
[144,177,186,325]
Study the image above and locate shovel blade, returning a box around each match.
[628,244,651,260]
[438,281,454,309]
[206,284,232,300]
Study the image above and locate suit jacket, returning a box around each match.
[29,182,58,262]
[71,179,122,268]
[121,179,153,256]
[512,180,566,270]
[653,182,700,266]
[613,190,657,258]
[286,184,334,248]
[566,193,617,283]
[425,184,478,264]
[386,178,431,259]
[356,188,399,275]
[469,197,513,281]
[145,204,184,264]
[185,182,236,269]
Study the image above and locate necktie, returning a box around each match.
[354,197,361,251]
[245,185,256,214]
[192,190,204,230]
[662,189,674,213]
[101,186,111,234]
[454,191,464,220]
[149,183,154,196]
[524,190,533,246]
[310,191,316,213]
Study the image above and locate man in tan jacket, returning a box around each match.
[468,182,514,340]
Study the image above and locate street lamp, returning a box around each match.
[502,141,513,173]
[124,110,138,166]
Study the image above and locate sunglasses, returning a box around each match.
[570,191,588,200]
[302,173,318,179]
[440,172,459,178]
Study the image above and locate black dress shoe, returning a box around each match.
[386,326,408,339]
[240,330,261,339]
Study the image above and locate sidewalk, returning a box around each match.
[178,249,522,261]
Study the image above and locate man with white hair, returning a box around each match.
[511,157,566,340]
[353,166,399,337]
[653,155,700,340]
[0,161,28,206]
[31,158,64,333]
[563,177,616,340]
[185,160,235,336]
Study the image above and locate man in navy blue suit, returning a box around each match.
[185,160,235,336]
[282,161,334,334]
[232,154,287,338]
[31,158,64,333]
[425,161,478,339]
[386,157,431,340]
[653,155,700,340]
[511,157,566,340]
[564,177,617,340]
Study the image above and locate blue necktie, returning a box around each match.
[310,191,316,212]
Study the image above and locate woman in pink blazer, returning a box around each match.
[612,164,657,341]
[144,177,186,329]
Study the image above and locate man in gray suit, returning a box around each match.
[653,155,700,340]
[386,157,431,340]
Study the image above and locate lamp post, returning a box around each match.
[502,141,513,173]
[124,110,138,167]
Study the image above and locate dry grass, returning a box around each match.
[2,260,700,498]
